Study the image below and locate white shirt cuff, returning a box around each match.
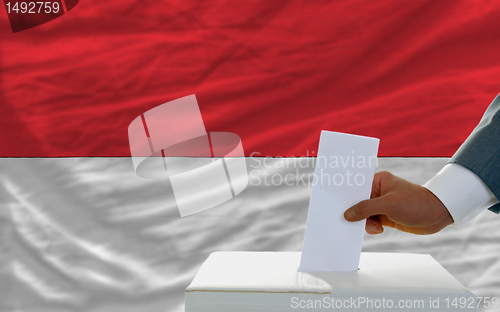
[423,163,499,226]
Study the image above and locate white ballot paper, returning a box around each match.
[299,131,379,272]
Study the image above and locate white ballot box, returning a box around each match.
[185,252,476,312]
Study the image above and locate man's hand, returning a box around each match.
[344,171,454,235]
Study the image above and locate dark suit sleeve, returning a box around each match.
[449,93,500,213]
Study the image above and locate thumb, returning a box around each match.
[344,196,392,222]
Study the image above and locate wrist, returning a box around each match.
[423,186,453,231]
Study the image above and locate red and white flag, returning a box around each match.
[1,1,499,311]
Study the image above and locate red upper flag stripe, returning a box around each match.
[0,1,498,157]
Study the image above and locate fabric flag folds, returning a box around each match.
[1,1,500,312]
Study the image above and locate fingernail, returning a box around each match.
[368,224,379,232]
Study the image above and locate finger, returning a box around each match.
[344,196,393,222]
[370,172,382,199]
[376,215,428,234]
[370,171,392,199]
[365,217,383,234]
[377,215,396,229]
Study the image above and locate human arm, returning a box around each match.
[344,170,454,235]
[344,93,500,234]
